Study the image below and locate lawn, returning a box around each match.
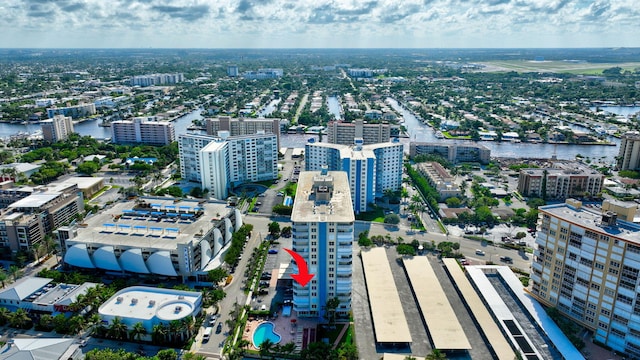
[355,208,385,222]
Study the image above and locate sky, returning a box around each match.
[0,0,639,48]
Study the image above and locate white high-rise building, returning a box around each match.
[618,131,640,171]
[178,132,278,200]
[41,115,74,143]
[111,117,175,146]
[305,139,403,213]
[200,140,230,200]
[292,170,354,318]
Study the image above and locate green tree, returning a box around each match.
[208,268,229,284]
[323,297,340,326]
[445,197,462,208]
[425,349,447,360]
[268,221,281,239]
[107,317,128,340]
[129,321,147,341]
[259,338,275,359]
[157,349,178,360]
[384,213,400,225]
[77,161,100,175]
[337,342,358,360]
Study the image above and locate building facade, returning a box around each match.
[327,119,392,145]
[206,116,281,147]
[227,65,239,77]
[305,140,403,213]
[409,142,491,164]
[416,162,461,199]
[291,170,354,318]
[62,197,242,281]
[517,162,604,200]
[46,103,96,119]
[111,117,175,146]
[618,131,640,171]
[179,133,278,200]
[41,115,74,143]
[130,73,184,87]
[532,199,640,357]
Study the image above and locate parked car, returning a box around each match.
[208,315,217,326]
[500,256,513,263]
[216,323,223,334]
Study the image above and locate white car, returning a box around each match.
[475,249,486,256]
[209,315,217,326]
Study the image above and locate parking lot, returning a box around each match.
[352,245,494,359]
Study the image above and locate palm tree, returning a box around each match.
[182,316,196,338]
[68,315,86,335]
[0,307,12,326]
[280,342,297,357]
[168,319,183,345]
[9,265,22,282]
[323,297,340,326]
[259,338,275,359]
[87,313,101,335]
[108,317,128,340]
[152,323,168,344]
[9,308,32,329]
[425,349,447,360]
[130,321,147,341]
[0,267,7,288]
[337,342,358,360]
[237,339,251,355]
[31,243,42,263]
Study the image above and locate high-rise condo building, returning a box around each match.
[327,119,393,145]
[178,132,278,200]
[532,199,640,357]
[618,131,640,171]
[517,162,604,200]
[41,115,74,143]
[305,139,403,214]
[291,170,354,318]
[206,117,282,148]
[409,142,491,164]
[111,117,175,146]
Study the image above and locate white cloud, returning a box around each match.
[0,0,638,47]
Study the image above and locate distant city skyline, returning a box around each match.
[1,0,638,48]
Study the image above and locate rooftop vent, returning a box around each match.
[116,296,123,303]
[131,298,138,305]
[149,300,156,307]
[602,211,618,227]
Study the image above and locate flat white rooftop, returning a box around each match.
[361,247,411,344]
[9,193,59,208]
[291,171,354,223]
[404,257,471,350]
[99,286,201,322]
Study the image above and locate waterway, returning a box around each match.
[0,109,204,140]
[257,99,281,117]
[590,106,640,117]
[327,96,342,120]
[386,98,621,163]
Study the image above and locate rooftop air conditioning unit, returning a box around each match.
[116,296,123,303]
[149,300,156,307]
[131,298,138,304]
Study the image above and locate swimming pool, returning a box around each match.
[252,322,282,348]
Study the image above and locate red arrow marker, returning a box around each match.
[284,248,314,287]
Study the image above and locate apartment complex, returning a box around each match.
[617,131,640,171]
[409,142,491,164]
[205,116,281,147]
[111,117,175,146]
[227,65,239,77]
[327,119,393,145]
[61,197,242,281]
[130,73,184,87]
[41,115,74,143]
[291,170,354,318]
[305,140,403,214]
[243,68,283,80]
[0,183,83,254]
[46,103,96,119]
[178,132,278,200]
[416,162,461,199]
[532,199,640,357]
[517,162,604,200]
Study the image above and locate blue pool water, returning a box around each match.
[253,322,282,348]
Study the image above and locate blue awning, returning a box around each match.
[166,213,178,217]
[165,205,176,209]
[179,206,191,210]
[151,203,162,208]
[122,209,135,213]
[194,207,204,211]
[103,223,116,227]
[151,211,164,216]
[118,224,131,229]
[137,211,150,215]
[150,227,163,232]
[134,225,147,230]
[166,228,179,233]
[180,213,194,218]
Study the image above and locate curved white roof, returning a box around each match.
[200,241,212,269]
[93,246,122,271]
[234,209,243,231]
[64,244,96,268]
[213,228,224,255]
[146,251,178,276]
[119,248,150,274]
[224,218,233,242]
